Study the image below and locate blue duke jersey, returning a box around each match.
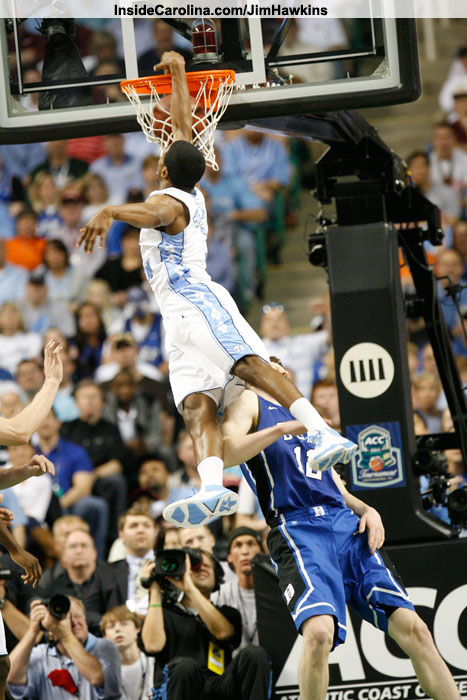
[140,186,210,308]
[250,396,416,641]
[241,396,345,522]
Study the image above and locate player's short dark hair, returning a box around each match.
[164,140,205,190]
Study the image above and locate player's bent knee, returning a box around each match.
[183,393,217,429]
[391,610,433,652]
[301,617,334,654]
[409,616,433,647]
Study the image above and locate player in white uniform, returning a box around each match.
[78,52,357,528]
[0,339,62,699]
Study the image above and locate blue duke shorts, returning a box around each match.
[267,505,415,649]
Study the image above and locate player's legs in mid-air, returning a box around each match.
[163,352,357,527]
[163,391,240,527]
[233,354,356,469]
[162,280,356,527]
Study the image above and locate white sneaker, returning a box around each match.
[163,485,239,528]
[306,428,358,471]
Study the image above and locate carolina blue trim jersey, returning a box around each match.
[241,396,345,522]
[140,186,211,308]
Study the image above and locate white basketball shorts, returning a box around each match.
[161,279,270,412]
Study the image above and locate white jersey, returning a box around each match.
[139,184,270,413]
[140,186,211,310]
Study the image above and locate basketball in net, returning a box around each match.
[152,95,209,140]
[120,70,235,170]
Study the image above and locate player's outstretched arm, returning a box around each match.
[331,468,385,553]
[155,51,192,142]
[78,195,182,254]
[0,454,55,490]
[221,390,305,467]
[0,340,62,445]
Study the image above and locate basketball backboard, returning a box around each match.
[0,14,420,144]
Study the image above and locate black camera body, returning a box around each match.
[447,486,467,525]
[141,548,203,591]
[416,449,467,527]
[141,547,225,599]
[38,19,77,49]
[42,593,71,621]
[37,18,92,110]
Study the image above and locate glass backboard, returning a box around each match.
[0,15,420,144]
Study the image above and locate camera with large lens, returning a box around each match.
[38,19,76,50]
[416,449,451,511]
[141,548,203,591]
[36,18,92,110]
[413,449,448,476]
[43,594,71,621]
[447,486,467,526]
[414,449,467,529]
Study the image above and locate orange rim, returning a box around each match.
[120,69,235,98]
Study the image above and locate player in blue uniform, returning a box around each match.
[78,51,357,529]
[221,361,461,700]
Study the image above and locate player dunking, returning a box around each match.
[220,360,461,700]
[78,51,357,528]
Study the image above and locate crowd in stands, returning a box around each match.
[0,17,465,700]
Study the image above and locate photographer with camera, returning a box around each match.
[140,549,271,700]
[7,595,122,699]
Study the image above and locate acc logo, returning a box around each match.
[192,208,202,226]
[284,583,295,605]
[348,424,405,490]
[143,258,153,282]
[339,343,394,399]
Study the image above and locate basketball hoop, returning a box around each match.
[120,70,235,170]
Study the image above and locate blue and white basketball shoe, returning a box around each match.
[163,485,240,528]
[306,427,358,471]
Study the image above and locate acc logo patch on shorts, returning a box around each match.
[284,583,295,605]
[347,422,406,490]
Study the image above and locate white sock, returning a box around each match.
[197,456,224,489]
[289,397,329,433]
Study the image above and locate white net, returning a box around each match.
[122,73,234,170]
